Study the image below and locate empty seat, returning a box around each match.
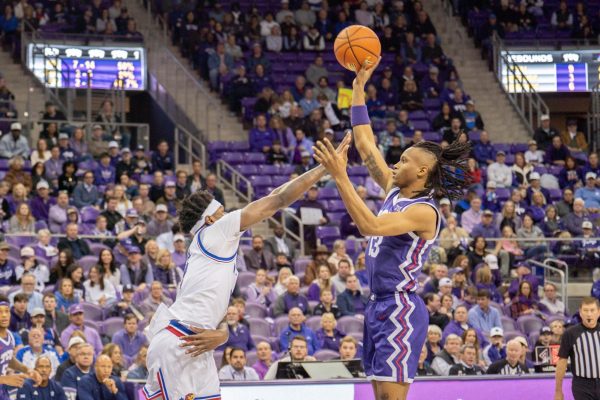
[337,316,364,334]
[316,226,341,248]
[314,349,340,361]
[101,317,124,338]
[237,271,256,288]
[517,315,544,336]
[248,317,273,337]
[305,315,322,332]
[245,303,268,319]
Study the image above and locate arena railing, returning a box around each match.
[173,124,207,172]
[492,32,550,136]
[215,159,306,256]
[588,83,600,152]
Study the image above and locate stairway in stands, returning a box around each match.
[422,0,529,143]
[0,50,46,138]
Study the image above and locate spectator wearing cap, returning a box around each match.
[72,171,101,208]
[524,139,545,165]
[471,209,501,242]
[563,198,588,236]
[0,242,16,288]
[89,124,109,158]
[482,327,506,365]
[534,326,553,349]
[55,336,84,381]
[487,150,512,188]
[468,289,502,333]
[0,122,30,159]
[16,246,49,291]
[575,172,600,211]
[487,339,528,375]
[546,135,570,166]
[109,284,144,320]
[151,140,174,174]
[60,304,103,354]
[119,246,153,289]
[107,141,121,166]
[205,173,225,207]
[116,211,148,252]
[44,146,64,186]
[525,172,551,206]
[57,132,75,161]
[146,204,174,237]
[29,305,61,353]
[100,197,124,232]
[561,119,588,153]
[16,327,61,376]
[140,281,173,314]
[95,152,116,186]
[576,221,600,269]
[540,283,565,316]
[29,180,54,222]
[111,314,148,364]
[156,180,180,217]
[460,197,483,235]
[533,114,559,150]
[57,223,91,260]
[48,191,69,233]
[171,234,187,270]
[58,160,77,195]
[473,131,495,166]
[115,147,136,179]
[462,100,484,132]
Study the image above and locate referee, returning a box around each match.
[555,297,600,400]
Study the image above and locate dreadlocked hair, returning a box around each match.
[412,140,472,201]
[178,190,215,233]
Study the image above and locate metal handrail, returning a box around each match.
[173,125,207,172]
[528,258,568,305]
[587,83,600,153]
[493,32,550,136]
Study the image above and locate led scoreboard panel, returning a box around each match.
[499,50,600,93]
[27,43,146,90]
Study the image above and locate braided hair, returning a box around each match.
[412,140,472,201]
[178,190,215,233]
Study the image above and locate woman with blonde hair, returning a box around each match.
[475,265,501,303]
[425,325,442,363]
[4,156,32,192]
[307,264,335,301]
[327,240,353,271]
[102,343,126,377]
[273,267,292,297]
[438,215,469,263]
[127,346,149,379]
[315,312,346,351]
[246,268,276,307]
[8,202,35,233]
[113,184,132,217]
[34,229,58,261]
[8,183,28,214]
[496,200,522,233]
[153,248,182,287]
[143,240,160,271]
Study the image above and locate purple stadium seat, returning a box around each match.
[236,164,259,175]
[248,175,273,188]
[220,152,244,165]
[245,153,267,164]
[237,271,256,288]
[274,315,290,335]
[534,165,547,174]
[0,159,9,171]
[503,331,526,344]
[308,300,319,312]
[545,315,565,325]
[347,166,368,176]
[512,143,528,153]
[81,302,104,321]
[213,351,223,369]
[34,221,48,231]
[293,258,311,274]
[469,130,481,142]
[327,212,345,224]
[412,120,431,131]
[327,200,346,212]
[409,111,428,120]
[245,350,258,367]
[305,316,322,332]
[271,175,289,186]
[501,315,517,332]
[78,160,98,172]
[349,331,363,343]
[493,143,512,154]
[139,174,153,185]
[43,285,55,295]
[423,98,441,111]
[316,226,341,248]
[257,165,280,175]
[349,176,365,186]
[228,141,251,152]
[278,165,295,176]
[337,316,363,334]
[248,317,272,337]
[6,236,33,247]
[549,189,562,202]
[245,303,267,319]
[548,165,563,176]
[423,131,441,142]
[314,349,340,361]
[83,320,100,332]
[78,256,98,274]
[88,243,110,257]
[101,317,124,337]
[496,188,510,202]
[318,187,339,200]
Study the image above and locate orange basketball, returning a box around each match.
[334,25,381,72]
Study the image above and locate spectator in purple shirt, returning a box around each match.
[29,180,55,222]
[111,314,148,364]
[0,242,16,287]
[48,191,69,234]
[170,234,187,271]
[471,210,501,244]
[272,276,310,317]
[249,114,278,154]
[150,140,174,174]
[252,341,274,380]
[315,312,346,352]
[59,304,103,355]
[441,305,487,347]
[95,153,116,186]
[220,306,255,352]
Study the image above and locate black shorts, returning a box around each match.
[572,376,600,400]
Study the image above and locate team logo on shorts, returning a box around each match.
[184,394,195,400]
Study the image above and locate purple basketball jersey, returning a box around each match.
[365,189,440,295]
[0,331,15,400]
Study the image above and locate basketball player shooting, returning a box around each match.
[142,135,351,400]
[313,58,471,400]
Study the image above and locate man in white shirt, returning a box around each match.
[539,283,565,315]
[16,327,61,377]
[218,348,259,381]
[487,150,512,188]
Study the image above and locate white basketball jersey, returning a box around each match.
[168,210,242,330]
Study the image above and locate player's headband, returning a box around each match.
[0,302,9,307]
[190,199,223,235]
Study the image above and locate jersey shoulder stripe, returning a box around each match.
[197,230,237,263]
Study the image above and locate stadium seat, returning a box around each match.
[318,187,339,200]
[83,320,100,332]
[517,315,544,336]
[501,316,517,332]
[248,317,273,337]
[305,316,322,332]
[245,350,258,367]
[314,349,340,361]
[81,302,104,321]
[316,226,341,248]
[237,271,256,288]
[293,258,311,275]
[101,317,125,338]
[78,256,98,274]
[337,316,363,334]
[245,303,268,319]
[88,243,110,257]
[273,315,290,335]
[81,207,101,224]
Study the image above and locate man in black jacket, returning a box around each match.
[449,344,485,375]
[424,293,450,330]
[533,114,559,150]
[57,223,91,259]
[337,275,368,317]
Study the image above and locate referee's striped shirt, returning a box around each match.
[558,323,600,378]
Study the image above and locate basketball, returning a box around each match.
[334,25,381,72]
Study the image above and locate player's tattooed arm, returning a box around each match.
[352,125,393,192]
[240,133,351,231]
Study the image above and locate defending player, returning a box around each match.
[0,294,42,399]
[143,135,350,400]
[313,59,471,400]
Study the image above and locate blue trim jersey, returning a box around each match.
[365,189,441,295]
[167,210,243,330]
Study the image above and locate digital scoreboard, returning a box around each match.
[499,49,600,93]
[27,43,146,90]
